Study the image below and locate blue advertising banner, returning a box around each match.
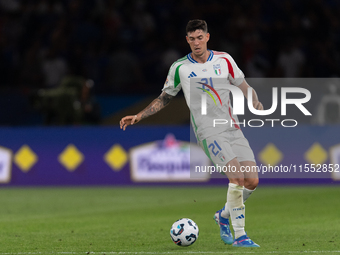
[243,126,340,180]
[0,126,339,186]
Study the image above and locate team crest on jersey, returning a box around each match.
[213,64,222,76]
[164,78,169,86]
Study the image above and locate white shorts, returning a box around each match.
[199,129,255,167]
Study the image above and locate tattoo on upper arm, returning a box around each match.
[140,92,174,120]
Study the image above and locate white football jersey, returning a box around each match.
[162,50,245,141]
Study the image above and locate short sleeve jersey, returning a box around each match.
[162,50,245,141]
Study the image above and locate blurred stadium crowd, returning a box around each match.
[1,0,340,125]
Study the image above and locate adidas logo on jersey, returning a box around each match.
[236,214,245,219]
[188,72,197,78]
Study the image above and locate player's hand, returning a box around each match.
[253,100,263,110]
[120,115,140,131]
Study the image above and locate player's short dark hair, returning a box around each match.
[186,19,208,34]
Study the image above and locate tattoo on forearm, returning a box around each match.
[159,93,173,105]
[140,92,173,120]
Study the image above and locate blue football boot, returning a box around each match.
[214,207,233,245]
[232,234,260,247]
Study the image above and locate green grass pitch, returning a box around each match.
[0,186,339,254]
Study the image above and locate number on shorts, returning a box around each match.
[208,140,222,156]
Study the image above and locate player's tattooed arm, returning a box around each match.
[119,92,174,130]
[140,92,174,120]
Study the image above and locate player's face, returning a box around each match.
[186,30,210,58]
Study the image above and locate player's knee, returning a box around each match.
[244,178,259,190]
[229,178,245,187]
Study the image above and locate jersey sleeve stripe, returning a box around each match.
[174,64,183,88]
[167,56,187,75]
[221,57,234,79]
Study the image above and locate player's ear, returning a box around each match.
[206,33,210,42]
[186,35,190,44]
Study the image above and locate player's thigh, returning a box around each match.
[231,134,256,164]
[231,132,259,185]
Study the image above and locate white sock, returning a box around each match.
[221,186,256,219]
[225,183,246,239]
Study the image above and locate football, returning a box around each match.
[170,218,199,246]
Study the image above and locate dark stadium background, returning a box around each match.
[1,0,340,126]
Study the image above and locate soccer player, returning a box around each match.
[120,19,263,248]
